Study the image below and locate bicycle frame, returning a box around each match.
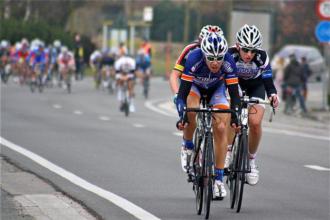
[228,93,275,213]
[184,100,236,219]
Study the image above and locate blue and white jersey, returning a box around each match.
[227,47,272,80]
[181,48,238,89]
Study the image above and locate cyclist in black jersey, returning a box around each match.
[226,24,279,185]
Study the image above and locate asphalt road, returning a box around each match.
[1,78,329,220]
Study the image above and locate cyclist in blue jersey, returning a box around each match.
[27,43,47,77]
[176,33,241,199]
[170,25,224,101]
[226,24,279,185]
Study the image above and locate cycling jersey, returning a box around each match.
[58,52,75,67]
[182,49,238,89]
[27,49,47,66]
[115,56,136,79]
[136,53,151,72]
[100,55,115,68]
[173,40,199,73]
[227,47,277,98]
[178,48,240,109]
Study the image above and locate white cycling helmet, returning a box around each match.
[236,24,262,49]
[199,25,224,40]
[53,40,61,48]
[61,46,68,53]
[0,40,9,48]
[201,33,228,58]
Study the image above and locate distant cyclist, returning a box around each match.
[89,49,102,88]
[27,42,47,84]
[176,33,240,199]
[226,24,279,185]
[100,49,115,90]
[57,46,75,88]
[136,48,151,98]
[169,25,224,102]
[115,54,136,112]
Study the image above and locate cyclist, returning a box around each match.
[114,54,136,112]
[48,40,61,86]
[16,39,30,84]
[226,24,279,185]
[170,25,224,101]
[0,40,11,83]
[57,46,75,88]
[136,48,151,97]
[176,33,240,199]
[89,49,102,88]
[100,49,115,90]
[27,42,47,88]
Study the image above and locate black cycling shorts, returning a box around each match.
[238,77,266,100]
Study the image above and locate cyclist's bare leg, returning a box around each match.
[183,94,200,140]
[227,123,236,148]
[213,113,230,169]
[128,79,134,98]
[248,104,265,156]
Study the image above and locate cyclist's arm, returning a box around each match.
[261,68,277,98]
[226,77,240,111]
[169,69,182,94]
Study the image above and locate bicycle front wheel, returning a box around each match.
[203,133,214,219]
[235,131,248,212]
[193,130,204,215]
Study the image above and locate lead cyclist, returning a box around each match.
[226,24,280,185]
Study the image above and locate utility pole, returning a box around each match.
[183,0,190,43]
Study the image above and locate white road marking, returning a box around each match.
[263,127,330,142]
[73,110,83,115]
[304,165,330,171]
[53,104,62,109]
[145,100,174,117]
[99,116,110,121]
[133,124,145,128]
[0,137,161,220]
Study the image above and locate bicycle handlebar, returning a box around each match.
[242,97,276,122]
[176,107,238,130]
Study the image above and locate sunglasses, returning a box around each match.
[241,47,257,54]
[206,56,224,62]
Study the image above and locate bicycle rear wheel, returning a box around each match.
[203,134,214,219]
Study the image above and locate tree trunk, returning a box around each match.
[23,0,31,22]
[4,0,11,19]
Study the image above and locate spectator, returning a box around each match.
[74,34,85,80]
[301,56,311,101]
[273,57,286,100]
[283,54,307,115]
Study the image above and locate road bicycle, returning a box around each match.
[118,79,130,117]
[227,93,275,213]
[181,96,237,219]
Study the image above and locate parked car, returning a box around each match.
[271,45,328,82]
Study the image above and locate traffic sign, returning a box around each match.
[316,0,330,20]
[315,21,330,42]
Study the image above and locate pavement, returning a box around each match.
[1,78,329,219]
[0,156,98,220]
